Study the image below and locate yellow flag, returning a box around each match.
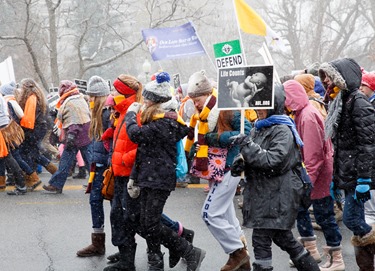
[234,0,287,52]
[234,0,267,36]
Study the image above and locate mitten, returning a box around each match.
[127,102,141,114]
[65,133,76,150]
[230,134,251,146]
[354,178,372,203]
[231,153,245,177]
[204,132,219,147]
[329,181,342,202]
[127,178,140,199]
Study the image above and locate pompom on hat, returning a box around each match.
[187,70,212,98]
[362,72,375,91]
[0,81,16,96]
[142,72,172,103]
[86,75,110,97]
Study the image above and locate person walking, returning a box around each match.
[125,72,206,270]
[43,80,91,193]
[318,58,375,270]
[76,75,111,257]
[231,84,320,271]
[185,70,251,271]
[284,79,345,270]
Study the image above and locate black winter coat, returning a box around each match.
[241,85,303,230]
[322,58,375,190]
[126,111,189,191]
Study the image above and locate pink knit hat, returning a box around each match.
[105,94,115,106]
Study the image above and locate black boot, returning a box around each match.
[183,245,206,271]
[252,262,273,270]
[107,252,121,263]
[291,250,320,271]
[181,228,195,244]
[103,244,136,271]
[7,185,27,196]
[73,167,87,179]
[148,251,164,271]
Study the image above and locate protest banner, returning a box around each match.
[142,22,206,61]
[213,39,244,68]
[217,64,274,110]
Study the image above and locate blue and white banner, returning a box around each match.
[142,22,206,61]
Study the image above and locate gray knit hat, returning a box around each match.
[187,70,212,98]
[142,72,172,103]
[0,81,16,96]
[86,76,110,97]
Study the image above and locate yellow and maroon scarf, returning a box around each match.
[184,90,217,171]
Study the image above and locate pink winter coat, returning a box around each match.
[284,80,333,200]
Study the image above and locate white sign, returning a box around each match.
[0,56,16,85]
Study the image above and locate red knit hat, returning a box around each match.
[362,72,375,91]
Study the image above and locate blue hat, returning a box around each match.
[0,81,16,96]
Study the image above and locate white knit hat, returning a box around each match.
[142,72,172,103]
[187,70,212,98]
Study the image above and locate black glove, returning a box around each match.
[204,132,220,147]
[65,133,76,151]
[231,153,245,177]
[230,134,251,146]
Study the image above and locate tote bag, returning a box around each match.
[190,147,228,182]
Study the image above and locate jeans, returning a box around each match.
[90,166,105,229]
[140,187,170,253]
[296,196,342,247]
[11,148,33,175]
[49,144,90,189]
[252,228,303,266]
[343,189,372,236]
[161,213,180,234]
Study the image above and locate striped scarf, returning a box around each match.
[184,90,217,171]
[153,111,186,126]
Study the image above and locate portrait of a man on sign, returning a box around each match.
[217,65,274,110]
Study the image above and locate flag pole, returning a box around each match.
[232,0,248,67]
[262,42,281,84]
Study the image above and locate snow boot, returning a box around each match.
[45,162,58,174]
[73,166,87,179]
[220,247,250,271]
[351,224,375,247]
[181,227,195,244]
[319,245,345,271]
[252,263,273,270]
[148,251,164,271]
[291,250,320,271]
[76,233,105,257]
[25,172,41,191]
[183,245,206,271]
[103,243,137,271]
[0,176,6,191]
[354,243,375,271]
[289,236,321,267]
[107,252,121,263]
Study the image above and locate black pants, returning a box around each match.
[252,228,304,262]
[110,180,189,256]
[4,153,25,188]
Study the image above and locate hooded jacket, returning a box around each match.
[319,58,375,189]
[241,84,303,230]
[284,80,333,200]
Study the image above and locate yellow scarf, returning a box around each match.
[153,111,186,126]
[184,89,217,171]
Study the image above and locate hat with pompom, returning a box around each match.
[0,81,16,96]
[362,72,375,91]
[86,76,110,97]
[142,72,172,103]
[187,70,212,98]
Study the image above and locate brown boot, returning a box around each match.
[25,172,42,191]
[0,176,6,191]
[220,247,250,271]
[354,243,375,270]
[352,224,375,247]
[45,162,58,174]
[77,233,105,257]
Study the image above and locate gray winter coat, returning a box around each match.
[241,85,303,230]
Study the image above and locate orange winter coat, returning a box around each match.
[111,95,140,177]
